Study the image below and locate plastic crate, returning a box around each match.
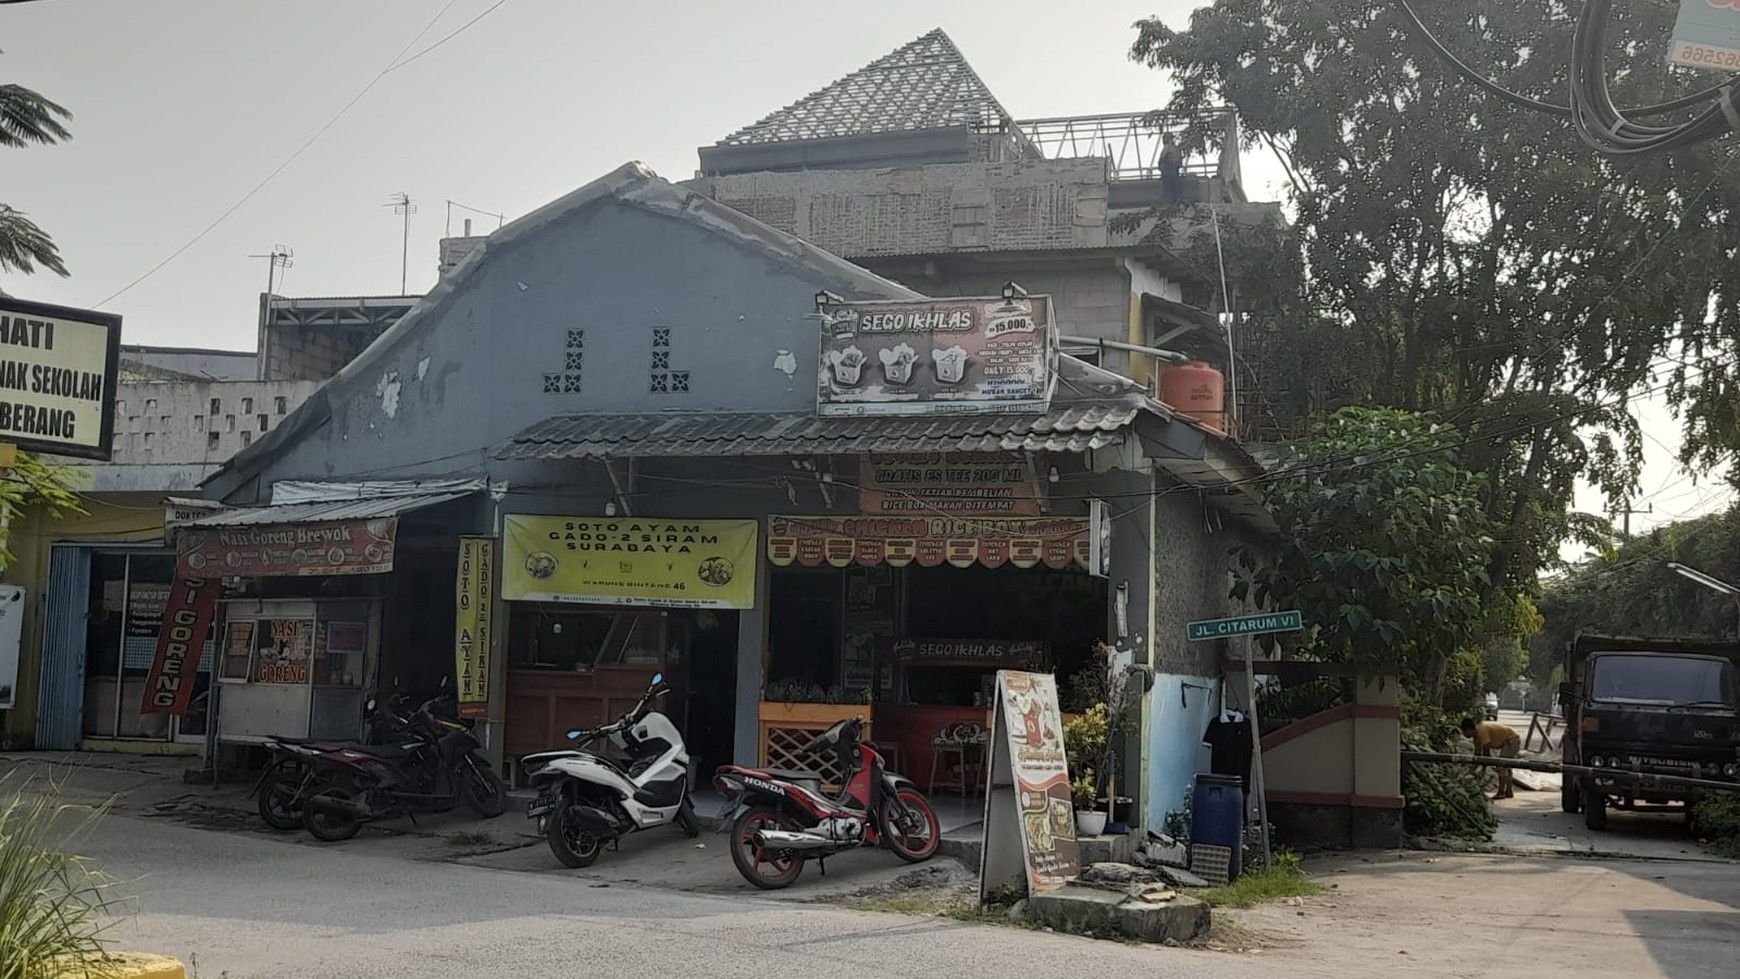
[1188,843,1235,884]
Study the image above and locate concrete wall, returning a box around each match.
[692,159,1115,259]
[70,379,321,493]
[238,197,912,487]
[1250,676,1405,849]
[1151,485,1260,678]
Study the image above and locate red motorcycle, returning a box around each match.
[713,716,940,889]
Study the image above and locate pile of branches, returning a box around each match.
[1401,710,1496,840]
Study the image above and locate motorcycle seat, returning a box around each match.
[760,768,825,786]
[338,743,419,759]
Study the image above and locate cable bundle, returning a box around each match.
[1397,0,1740,156]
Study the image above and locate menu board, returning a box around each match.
[978,670,1080,902]
[841,565,895,694]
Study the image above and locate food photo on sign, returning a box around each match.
[816,295,1056,414]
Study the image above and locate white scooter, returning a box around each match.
[521,673,700,867]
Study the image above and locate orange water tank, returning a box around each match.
[1159,361,1227,433]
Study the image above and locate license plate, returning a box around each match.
[527,798,556,819]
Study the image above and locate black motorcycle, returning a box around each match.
[250,692,416,831]
[295,688,509,842]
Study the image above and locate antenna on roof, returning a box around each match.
[247,244,294,298]
[384,192,418,294]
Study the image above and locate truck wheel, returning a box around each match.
[1561,774,1581,814]
[1583,782,1607,831]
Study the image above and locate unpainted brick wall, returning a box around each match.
[264,326,385,382]
[1150,485,1269,677]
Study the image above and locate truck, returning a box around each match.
[1560,634,1740,831]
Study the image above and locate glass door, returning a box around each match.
[80,550,214,743]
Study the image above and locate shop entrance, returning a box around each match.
[80,548,214,745]
[503,604,738,773]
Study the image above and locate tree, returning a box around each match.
[0,79,72,277]
[1532,506,1740,681]
[1131,0,1740,591]
[1234,407,1533,705]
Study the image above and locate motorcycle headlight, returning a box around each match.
[1590,756,1605,768]
[1724,763,1739,779]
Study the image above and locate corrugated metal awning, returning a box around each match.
[173,491,474,529]
[496,402,1145,461]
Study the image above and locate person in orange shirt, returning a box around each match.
[1463,717,1522,799]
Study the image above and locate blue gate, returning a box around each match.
[35,545,90,750]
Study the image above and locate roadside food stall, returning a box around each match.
[499,514,758,774]
[761,510,1105,789]
[148,491,475,748]
[875,638,1048,793]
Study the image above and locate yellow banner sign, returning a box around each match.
[502,515,758,609]
[454,536,494,718]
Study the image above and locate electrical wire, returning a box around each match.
[92,0,469,308]
[1394,0,1740,156]
[383,0,514,75]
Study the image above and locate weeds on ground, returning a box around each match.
[848,890,1024,926]
[447,830,494,848]
[1691,794,1740,859]
[0,771,128,979]
[1185,851,1327,909]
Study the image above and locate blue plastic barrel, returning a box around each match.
[1191,773,1245,848]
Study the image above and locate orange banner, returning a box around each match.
[766,515,1089,571]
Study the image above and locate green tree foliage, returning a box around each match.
[1235,407,1531,705]
[0,452,86,571]
[1532,506,1740,679]
[0,77,72,277]
[1131,0,1740,589]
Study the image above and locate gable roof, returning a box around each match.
[203,161,921,496]
[718,28,1014,146]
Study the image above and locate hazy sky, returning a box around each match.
[2,0,1728,541]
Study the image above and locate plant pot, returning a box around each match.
[1076,810,1108,837]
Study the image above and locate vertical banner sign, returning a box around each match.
[454,536,494,718]
[978,670,1080,906]
[141,577,220,715]
[0,587,25,711]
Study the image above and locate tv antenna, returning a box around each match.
[383,191,417,294]
[248,244,294,297]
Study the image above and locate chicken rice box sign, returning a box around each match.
[817,296,1056,416]
[0,298,121,460]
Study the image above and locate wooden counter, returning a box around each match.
[505,665,658,756]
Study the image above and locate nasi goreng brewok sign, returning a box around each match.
[0,298,121,460]
[502,515,758,609]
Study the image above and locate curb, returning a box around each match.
[58,954,187,979]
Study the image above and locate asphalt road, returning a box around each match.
[84,812,1316,979]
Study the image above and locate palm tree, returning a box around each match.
[0,81,71,278]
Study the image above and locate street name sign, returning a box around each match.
[1187,610,1303,642]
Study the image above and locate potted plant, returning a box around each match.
[1065,642,1137,832]
[1072,770,1107,836]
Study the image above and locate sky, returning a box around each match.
[2,0,1729,547]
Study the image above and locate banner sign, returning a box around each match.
[978,670,1080,903]
[895,638,1047,668]
[177,519,398,577]
[766,515,1089,571]
[140,578,220,715]
[859,452,1040,516]
[254,618,313,685]
[1669,0,1740,69]
[454,536,495,718]
[818,296,1055,416]
[502,515,758,609]
[0,297,121,460]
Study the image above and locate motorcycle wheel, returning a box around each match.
[460,758,509,818]
[674,796,701,838]
[730,805,805,890]
[881,787,941,864]
[257,769,305,832]
[546,807,603,868]
[302,783,364,843]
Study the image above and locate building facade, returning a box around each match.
[2,345,320,751]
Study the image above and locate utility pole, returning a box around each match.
[384,192,417,294]
[248,246,293,378]
[1611,499,1653,539]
